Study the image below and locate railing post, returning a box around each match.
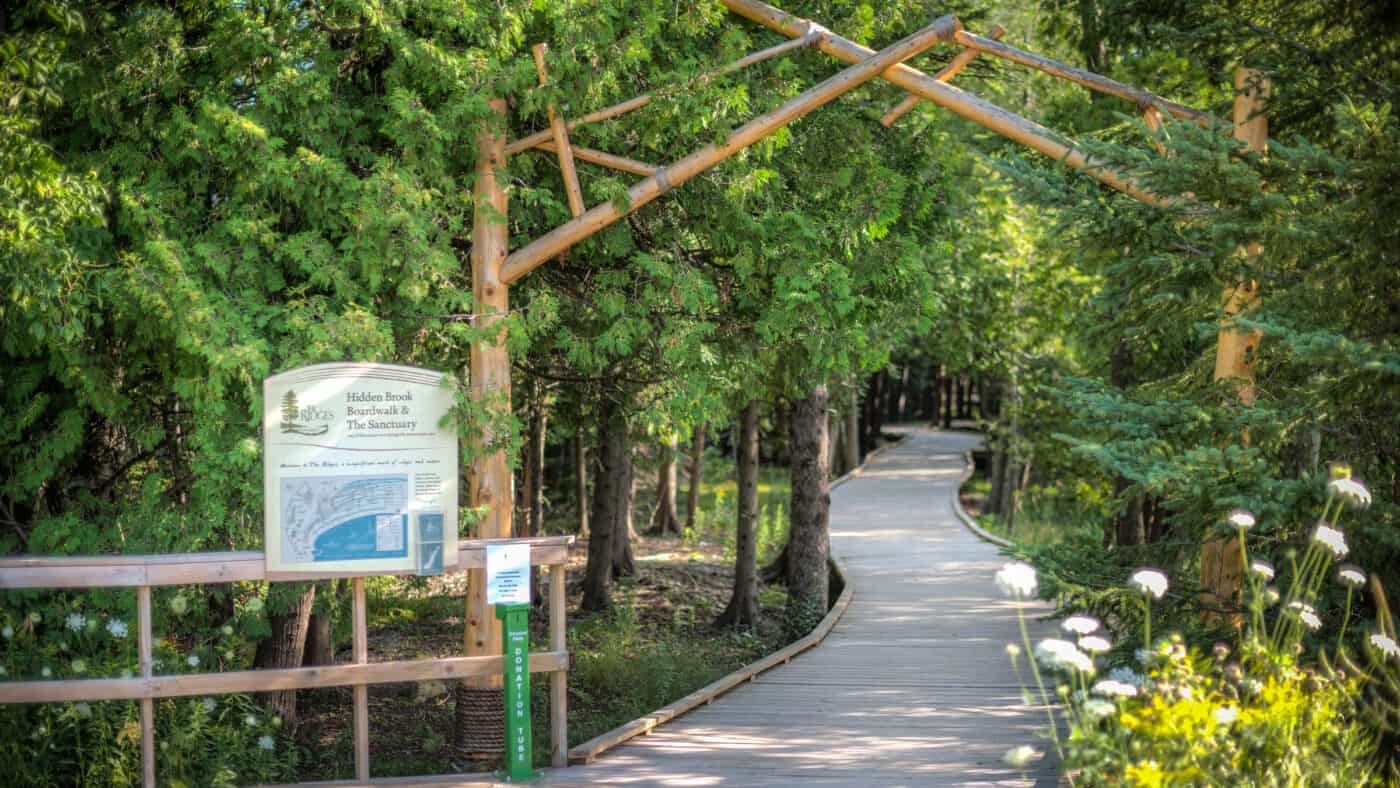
[353,577,370,780]
[137,585,155,788]
[549,563,568,768]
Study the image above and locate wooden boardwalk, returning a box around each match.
[543,427,1056,787]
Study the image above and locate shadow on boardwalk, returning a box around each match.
[545,427,1058,787]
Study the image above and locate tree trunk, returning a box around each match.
[582,402,623,612]
[648,434,681,535]
[896,365,910,421]
[941,372,953,429]
[685,423,705,533]
[525,391,548,538]
[845,387,861,471]
[716,401,761,629]
[611,430,636,580]
[302,580,341,667]
[254,584,316,727]
[574,425,588,537]
[986,448,1006,516]
[784,385,830,640]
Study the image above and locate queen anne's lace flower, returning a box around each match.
[187,655,200,668]
[65,613,86,632]
[257,735,275,751]
[1328,477,1372,509]
[1287,601,1322,631]
[1078,636,1112,655]
[1062,615,1101,635]
[995,562,1038,598]
[1312,524,1349,558]
[1129,568,1169,599]
[1003,745,1040,767]
[1092,679,1138,698]
[1083,699,1115,719]
[1369,633,1400,659]
[106,619,128,639]
[1337,564,1366,589]
[1227,509,1256,530]
[1035,639,1095,674]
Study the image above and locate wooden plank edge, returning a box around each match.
[951,447,1014,549]
[0,536,574,590]
[0,652,568,705]
[565,552,855,765]
[829,430,911,491]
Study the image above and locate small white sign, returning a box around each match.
[486,544,530,605]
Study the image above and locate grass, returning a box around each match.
[959,458,1104,547]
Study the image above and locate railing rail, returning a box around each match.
[0,535,574,786]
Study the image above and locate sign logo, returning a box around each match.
[279,390,332,436]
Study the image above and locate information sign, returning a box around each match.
[486,543,531,605]
[263,363,458,575]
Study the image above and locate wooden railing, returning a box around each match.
[0,535,574,786]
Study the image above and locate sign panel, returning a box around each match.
[263,363,458,575]
[486,543,531,605]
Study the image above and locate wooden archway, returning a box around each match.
[459,0,1266,753]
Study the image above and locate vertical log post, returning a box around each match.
[352,577,370,780]
[459,97,513,757]
[137,585,155,788]
[1200,67,1268,622]
[549,563,568,768]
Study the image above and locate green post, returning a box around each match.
[497,603,536,781]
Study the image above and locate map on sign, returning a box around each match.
[263,363,459,575]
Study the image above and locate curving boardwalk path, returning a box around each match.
[543,427,1056,787]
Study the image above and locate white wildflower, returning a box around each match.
[1108,666,1145,687]
[1249,561,1274,581]
[257,735,275,751]
[1241,678,1263,696]
[245,597,264,614]
[65,613,86,632]
[0,666,7,676]
[1263,586,1280,606]
[202,698,216,713]
[1062,615,1101,635]
[1,625,12,639]
[1035,639,1095,674]
[187,655,200,668]
[1079,635,1112,655]
[1287,601,1322,631]
[70,659,87,674]
[1369,633,1400,659]
[995,562,1038,598]
[1003,745,1040,768]
[1338,564,1366,589]
[168,596,188,616]
[1312,524,1349,558]
[1083,699,1115,719]
[1328,478,1372,509]
[1227,509,1256,530]
[1213,706,1239,726]
[1092,679,1138,698]
[1005,643,1021,659]
[41,666,52,678]
[106,619,128,639]
[221,625,234,637]
[1129,568,1169,599]
[245,714,258,727]
[73,702,92,718]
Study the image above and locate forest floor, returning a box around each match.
[292,465,795,781]
[959,451,1102,546]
